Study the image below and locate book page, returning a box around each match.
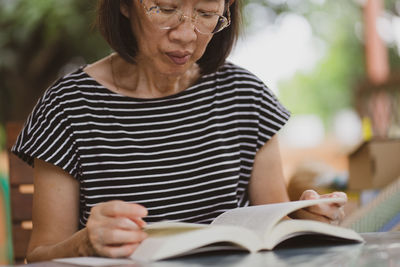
[54,257,134,266]
[211,198,345,239]
[265,219,364,249]
[131,222,263,261]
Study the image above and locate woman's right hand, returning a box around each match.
[86,200,148,258]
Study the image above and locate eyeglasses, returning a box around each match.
[140,0,231,34]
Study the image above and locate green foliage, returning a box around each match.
[1,0,399,138]
[277,0,365,128]
[0,0,110,125]
[0,0,106,68]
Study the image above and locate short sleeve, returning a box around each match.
[256,84,291,150]
[12,80,80,179]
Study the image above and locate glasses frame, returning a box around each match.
[139,0,231,34]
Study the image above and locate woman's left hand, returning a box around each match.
[291,189,347,225]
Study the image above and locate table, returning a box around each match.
[12,232,400,267]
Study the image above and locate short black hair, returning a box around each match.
[96,0,241,74]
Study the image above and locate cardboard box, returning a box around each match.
[348,139,400,190]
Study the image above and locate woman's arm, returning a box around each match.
[249,135,290,205]
[249,135,346,224]
[27,158,90,262]
[27,159,148,262]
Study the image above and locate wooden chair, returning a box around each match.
[341,176,400,232]
[6,122,33,264]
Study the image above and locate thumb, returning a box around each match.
[300,189,320,200]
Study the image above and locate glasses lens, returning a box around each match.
[141,0,230,34]
[142,0,180,28]
[196,13,227,34]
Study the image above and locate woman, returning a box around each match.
[12,0,346,261]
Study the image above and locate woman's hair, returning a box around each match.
[96,0,241,75]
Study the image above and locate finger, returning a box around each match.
[306,203,340,221]
[330,220,340,226]
[307,202,347,222]
[102,229,147,245]
[321,191,347,199]
[336,206,345,222]
[299,189,320,200]
[119,216,147,229]
[112,217,143,231]
[101,201,148,219]
[319,192,347,206]
[134,217,147,228]
[99,243,141,258]
[292,208,331,224]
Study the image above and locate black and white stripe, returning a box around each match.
[13,62,290,228]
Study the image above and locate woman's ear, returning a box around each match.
[120,1,130,18]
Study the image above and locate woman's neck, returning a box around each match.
[112,53,200,98]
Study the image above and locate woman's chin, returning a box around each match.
[160,64,195,77]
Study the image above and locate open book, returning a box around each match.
[54,198,363,265]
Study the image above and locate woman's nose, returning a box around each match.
[169,15,198,43]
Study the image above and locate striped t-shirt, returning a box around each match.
[12,62,290,228]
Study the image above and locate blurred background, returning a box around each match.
[2,2,400,262]
[1,0,400,204]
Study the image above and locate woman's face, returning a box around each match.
[121,0,226,77]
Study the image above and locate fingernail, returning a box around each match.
[138,206,148,216]
[333,192,346,199]
[308,191,319,199]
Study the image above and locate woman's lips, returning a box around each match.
[166,52,191,65]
